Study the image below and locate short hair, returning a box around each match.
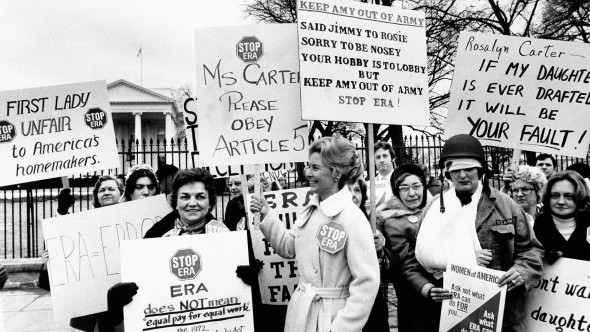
[170,168,217,212]
[515,165,547,203]
[566,163,590,179]
[393,172,428,209]
[535,153,557,169]
[124,166,161,201]
[155,164,179,181]
[93,175,124,208]
[542,170,590,215]
[309,134,364,189]
[373,140,395,160]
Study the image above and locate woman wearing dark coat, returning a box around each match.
[534,170,590,262]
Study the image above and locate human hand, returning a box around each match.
[249,195,270,219]
[429,287,453,302]
[41,250,49,263]
[498,267,524,292]
[545,250,563,264]
[476,249,492,267]
[502,167,517,186]
[0,265,7,290]
[107,282,138,309]
[373,231,384,257]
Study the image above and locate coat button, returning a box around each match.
[313,266,318,273]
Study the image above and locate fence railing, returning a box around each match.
[1,136,588,259]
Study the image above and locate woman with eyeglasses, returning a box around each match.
[507,165,547,226]
[534,170,590,263]
[380,164,451,332]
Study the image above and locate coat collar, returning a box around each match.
[297,186,352,226]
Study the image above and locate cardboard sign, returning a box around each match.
[121,232,254,332]
[525,258,590,331]
[0,81,118,186]
[247,188,311,305]
[297,0,429,125]
[41,195,171,321]
[445,32,590,158]
[194,24,309,167]
[440,263,507,332]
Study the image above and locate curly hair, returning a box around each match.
[515,165,547,203]
[123,165,160,201]
[93,175,124,208]
[170,168,217,212]
[309,134,364,189]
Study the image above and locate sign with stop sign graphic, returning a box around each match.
[170,248,202,281]
[316,220,348,254]
[236,36,263,63]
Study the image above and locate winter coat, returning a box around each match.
[534,210,590,261]
[380,196,439,332]
[260,187,380,332]
[422,187,544,330]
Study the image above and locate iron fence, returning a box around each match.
[1,136,588,259]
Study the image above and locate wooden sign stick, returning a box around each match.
[367,124,376,233]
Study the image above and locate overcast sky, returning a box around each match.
[0,0,253,92]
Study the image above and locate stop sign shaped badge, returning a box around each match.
[84,108,107,129]
[0,120,16,143]
[316,221,347,254]
[236,36,263,63]
[170,248,202,281]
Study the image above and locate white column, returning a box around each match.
[164,112,174,144]
[134,112,143,164]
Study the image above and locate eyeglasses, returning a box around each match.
[398,184,423,193]
[509,187,533,195]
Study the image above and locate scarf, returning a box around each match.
[162,218,206,237]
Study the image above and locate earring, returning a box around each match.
[333,178,338,182]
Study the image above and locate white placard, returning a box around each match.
[42,195,171,321]
[440,263,506,332]
[194,24,309,167]
[247,188,311,305]
[525,258,590,332]
[0,81,118,186]
[445,32,590,158]
[297,0,429,125]
[121,232,254,332]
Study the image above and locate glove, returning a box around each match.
[57,189,75,215]
[236,259,263,286]
[106,282,138,324]
[545,250,563,265]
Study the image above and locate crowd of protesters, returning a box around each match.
[16,132,588,332]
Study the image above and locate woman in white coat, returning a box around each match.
[250,134,380,332]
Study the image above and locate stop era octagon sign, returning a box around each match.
[316,220,347,254]
[236,36,263,63]
[170,248,202,281]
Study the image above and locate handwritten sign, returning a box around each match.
[297,0,428,125]
[445,32,590,158]
[247,188,311,304]
[0,81,118,186]
[525,258,590,332]
[194,24,308,167]
[440,263,507,332]
[121,232,254,332]
[41,195,171,321]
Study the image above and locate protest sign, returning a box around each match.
[525,258,590,332]
[445,32,590,158]
[247,188,311,304]
[121,232,254,332]
[0,81,118,186]
[41,195,171,321]
[440,263,507,332]
[297,0,429,125]
[194,24,309,167]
